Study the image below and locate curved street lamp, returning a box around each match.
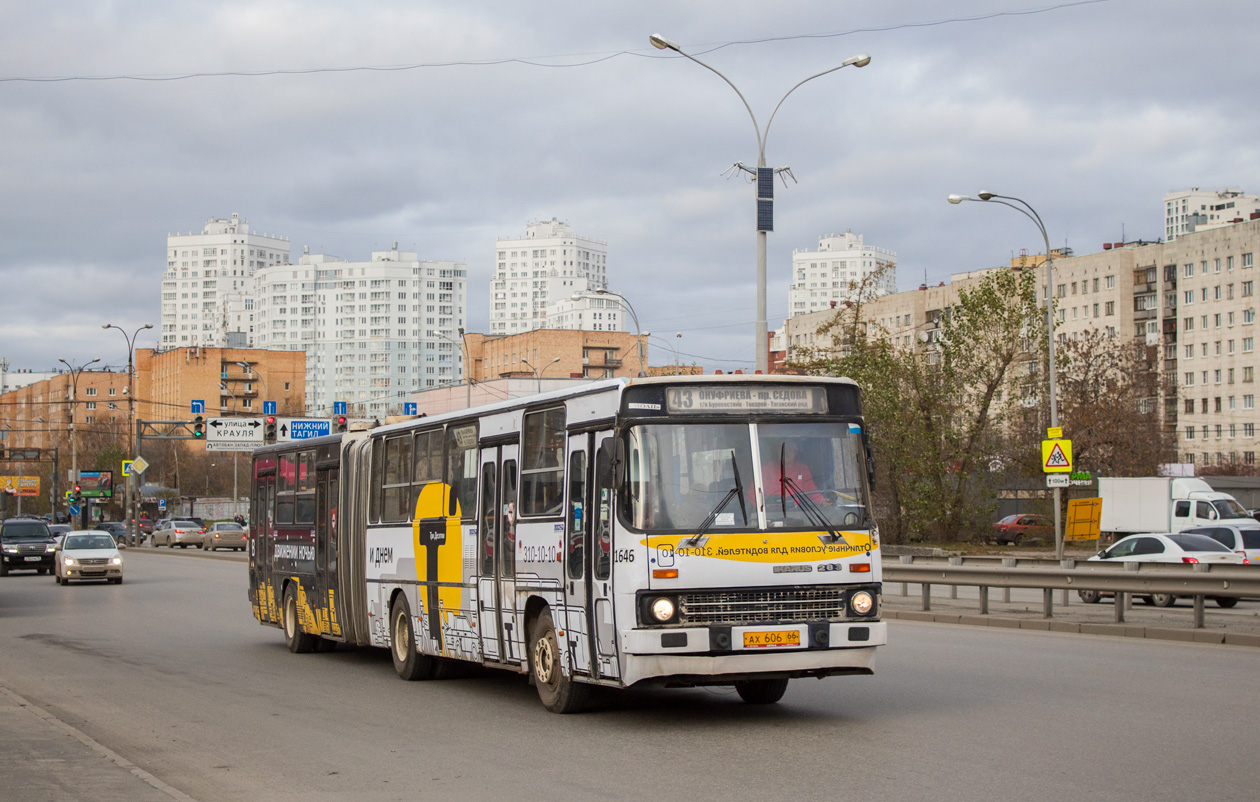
[573,288,648,377]
[948,191,1063,559]
[650,33,871,374]
[103,323,152,544]
[521,356,561,394]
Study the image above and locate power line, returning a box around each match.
[0,1,1111,84]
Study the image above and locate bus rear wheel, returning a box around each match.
[735,678,789,705]
[530,609,588,714]
[390,595,436,681]
[283,585,317,654]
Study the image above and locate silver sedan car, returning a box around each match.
[55,531,123,585]
[151,520,204,548]
[202,522,246,551]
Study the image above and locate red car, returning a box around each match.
[991,514,1052,545]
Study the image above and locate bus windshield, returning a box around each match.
[624,421,870,532]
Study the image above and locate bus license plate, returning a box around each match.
[743,630,799,648]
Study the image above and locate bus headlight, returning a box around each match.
[650,597,676,623]
[850,591,874,616]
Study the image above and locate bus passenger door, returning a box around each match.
[563,432,619,681]
[476,445,521,665]
[315,467,341,638]
[591,433,619,680]
[563,434,594,677]
[252,473,275,622]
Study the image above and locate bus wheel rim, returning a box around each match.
[534,636,556,686]
[394,611,408,661]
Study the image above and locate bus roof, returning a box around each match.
[253,374,859,455]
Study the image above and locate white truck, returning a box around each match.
[1099,477,1253,538]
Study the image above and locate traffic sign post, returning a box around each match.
[333,401,347,416]
[191,400,205,414]
[263,401,277,416]
[205,417,265,452]
[404,402,417,416]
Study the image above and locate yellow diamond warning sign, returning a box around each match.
[1041,439,1072,473]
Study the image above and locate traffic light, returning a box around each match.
[334,415,348,433]
[265,416,277,443]
[72,484,82,503]
[192,415,205,439]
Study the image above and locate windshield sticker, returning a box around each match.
[715,512,735,527]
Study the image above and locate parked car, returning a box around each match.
[151,520,205,548]
[991,514,1052,545]
[202,522,246,551]
[1,517,57,575]
[1181,524,1260,562]
[1079,532,1249,608]
[55,531,123,585]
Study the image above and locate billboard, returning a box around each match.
[78,471,113,499]
[0,476,40,497]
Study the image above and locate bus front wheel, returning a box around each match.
[283,585,317,654]
[390,595,436,681]
[530,609,588,714]
[735,678,789,705]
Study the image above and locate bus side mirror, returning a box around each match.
[863,433,876,491]
[598,437,625,490]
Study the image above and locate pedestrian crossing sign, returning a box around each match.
[1041,439,1072,473]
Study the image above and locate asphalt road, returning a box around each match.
[1,551,1257,802]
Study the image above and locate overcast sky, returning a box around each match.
[3,0,1259,375]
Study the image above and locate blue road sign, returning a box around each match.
[69,504,81,516]
[191,399,205,414]
[263,401,276,415]
[285,419,332,440]
[404,402,417,416]
[333,401,347,416]
[158,498,167,510]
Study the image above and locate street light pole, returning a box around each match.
[649,34,870,374]
[948,192,1063,559]
[435,328,471,408]
[521,357,561,394]
[58,357,101,529]
[104,323,152,545]
[591,289,647,377]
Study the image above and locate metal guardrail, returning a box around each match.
[883,556,1260,629]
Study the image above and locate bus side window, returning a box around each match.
[567,451,587,580]
[480,467,497,576]
[521,408,565,516]
[446,424,478,519]
[501,460,517,578]
[594,448,612,581]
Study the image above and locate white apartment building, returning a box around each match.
[788,231,897,318]
[161,213,290,349]
[490,219,610,334]
[1164,188,1260,242]
[252,246,467,419]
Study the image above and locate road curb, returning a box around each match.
[883,610,1258,648]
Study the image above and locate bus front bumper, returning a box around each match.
[619,620,887,687]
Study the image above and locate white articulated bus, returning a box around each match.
[248,374,886,712]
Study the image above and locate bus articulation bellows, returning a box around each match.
[247,375,886,712]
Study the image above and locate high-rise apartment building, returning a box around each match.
[161,213,290,349]
[252,246,467,419]
[490,219,610,335]
[1164,188,1260,242]
[788,231,896,318]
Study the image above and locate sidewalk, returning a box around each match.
[0,685,190,802]
[882,585,1260,647]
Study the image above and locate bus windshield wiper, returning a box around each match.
[685,450,747,546]
[776,444,846,544]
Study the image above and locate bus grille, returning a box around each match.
[677,586,853,626]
